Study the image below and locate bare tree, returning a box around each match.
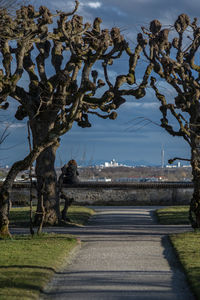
[137,14,200,227]
[0,1,150,236]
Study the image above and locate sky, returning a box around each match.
[1,0,200,167]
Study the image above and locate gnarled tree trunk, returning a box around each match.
[0,189,10,237]
[35,144,60,225]
[30,113,61,225]
[189,128,200,228]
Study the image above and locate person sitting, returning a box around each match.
[58,159,79,222]
[61,159,79,184]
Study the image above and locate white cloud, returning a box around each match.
[2,122,26,129]
[10,123,26,129]
[87,2,102,9]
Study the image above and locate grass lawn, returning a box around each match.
[170,231,200,299]
[9,205,95,227]
[155,205,190,225]
[0,205,95,299]
[0,234,77,299]
[67,205,95,225]
[156,205,200,299]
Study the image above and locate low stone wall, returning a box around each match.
[9,182,194,206]
[62,187,193,206]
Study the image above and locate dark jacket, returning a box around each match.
[62,164,79,184]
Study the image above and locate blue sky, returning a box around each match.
[1,0,199,167]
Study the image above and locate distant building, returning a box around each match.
[166,163,182,168]
[104,159,119,168]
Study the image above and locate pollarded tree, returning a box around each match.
[0,3,62,236]
[0,1,151,236]
[137,14,200,227]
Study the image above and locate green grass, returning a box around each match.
[170,231,200,299]
[156,205,190,225]
[156,205,200,298]
[9,205,95,227]
[0,205,95,299]
[68,205,95,225]
[0,233,77,299]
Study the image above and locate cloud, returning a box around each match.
[2,122,26,130]
[9,123,26,129]
[87,2,102,9]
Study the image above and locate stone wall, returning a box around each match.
[10,183,193,206]
[62,187,193,206]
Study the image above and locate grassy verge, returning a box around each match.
[9,205,95,227]
[156,205,200,299]
[170,231,200,299]
[0,205,95,299]
[156,205,190,225]
[68,205,95,225]
[0,233,77,299]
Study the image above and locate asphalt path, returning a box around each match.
[29,206,195,300]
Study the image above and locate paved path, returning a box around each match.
[40,206,194,300]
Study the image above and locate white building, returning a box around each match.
[104,159,119,167]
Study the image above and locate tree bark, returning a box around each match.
[0,189,11,238]
[30,113,61,226]
[35,143,60,225]
[188,106,200,228]
[189,136,200,228]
